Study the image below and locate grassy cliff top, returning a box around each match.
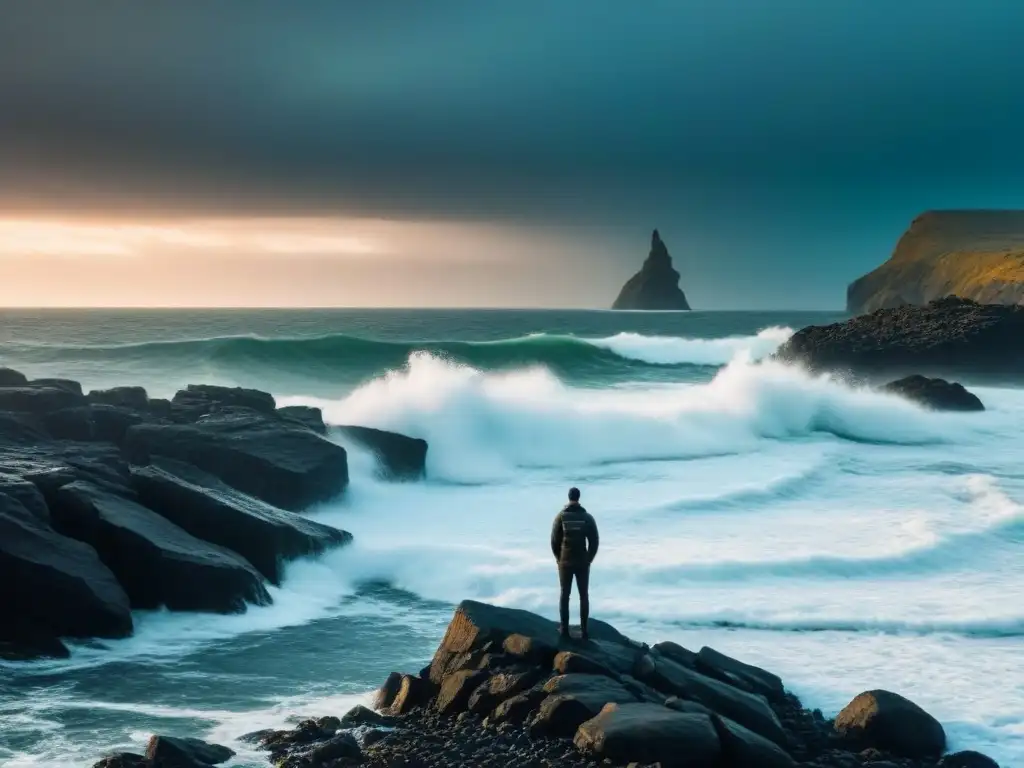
[847,210,1024,313]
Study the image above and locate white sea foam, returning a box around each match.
[287,351,979,483]
[585,326,793,365]
[6,332,1024,767]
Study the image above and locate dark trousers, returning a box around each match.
[558,561,590,633]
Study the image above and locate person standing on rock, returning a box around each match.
[551,487,599,641]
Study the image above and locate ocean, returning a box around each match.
[1,308,1022,766]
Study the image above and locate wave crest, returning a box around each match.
[294,352,960,483]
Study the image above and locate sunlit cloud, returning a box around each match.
[0,218,387,258]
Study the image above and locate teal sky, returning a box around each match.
[2,1,1024,308]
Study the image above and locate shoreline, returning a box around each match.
[88,600,1001,768]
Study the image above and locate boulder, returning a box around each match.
[87,386,150,410]
[429,600,631,685]
[374,672,403,710]
[173,384,276,415]
[337,425,428,480]
[502,633,558,668]
[31,378,84,395]
[0,472,50,521]
[834,689,946,758]
[638,653,786,746]
[574,702,721,767]
[697,646,785,702]
[612,229,692,311]
[489,689,546,725]
[530,674,640,736]
[882,375,985,412]
[0,366,28,386]
[123,411,348,510]
[531,694,603,737]
[435,668,490,716]
[89,405,147,446]
[44,407,96,441]
[711,713,796,768]
[0,492,132,645]
[307,733,362,764]
[0,411,49,445]
[0,385,84,414]
[553,650,618,679]
[130,458,351,584]
[467,668,545,715]
[52,481,271,612]
[277,405,327,434]
[145,735,235,766]
[653,640,698,669]
[938,751,1001,768]
[340,705,391,728]
[248,716,341,756]
[388,674,436,714]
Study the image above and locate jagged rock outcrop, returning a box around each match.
[848,210,1024,314]
[0,368,429,660]
[612,229,691,310]
[212,599,996,768]
[775,296,1024,379]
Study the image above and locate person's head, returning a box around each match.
[568,487,581,503]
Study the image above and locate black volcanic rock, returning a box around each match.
[612,230,691,310]
[130,458,351,584]
[775,296,1024,379]
[51,481,271,613]
[0,492,133,650]
[123,411,349,510]
[882,375,985,412]
[0,367,29,386]
[137,599,1002,768]
[337,425,427,480]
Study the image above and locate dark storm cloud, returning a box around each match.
[5,0,1024,222]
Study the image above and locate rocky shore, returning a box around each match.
[0,368,426,661]
[774,296,1024,381]
[95,601,1000,768]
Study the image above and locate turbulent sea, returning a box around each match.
[1,308,1023,766]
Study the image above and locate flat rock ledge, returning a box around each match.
[94,601,1001,768]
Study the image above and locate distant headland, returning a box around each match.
[847,210,1024,314]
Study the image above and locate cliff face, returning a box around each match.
[847,210,1024,314]
[612,229,691,310]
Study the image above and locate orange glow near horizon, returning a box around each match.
[0,215,620,308]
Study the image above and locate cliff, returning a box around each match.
[612,229,691,310]
[847,210,1024,314]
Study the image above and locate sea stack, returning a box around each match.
[847,210,1024,314]
[612,229,691,310]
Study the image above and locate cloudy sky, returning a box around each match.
[3,1,1024,308]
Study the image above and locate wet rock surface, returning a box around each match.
[204,600,999,768]
[775,296,1024,380]
[881,375,985,412]
[0,368,427,660]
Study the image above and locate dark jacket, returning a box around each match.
[551,502,599,565]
